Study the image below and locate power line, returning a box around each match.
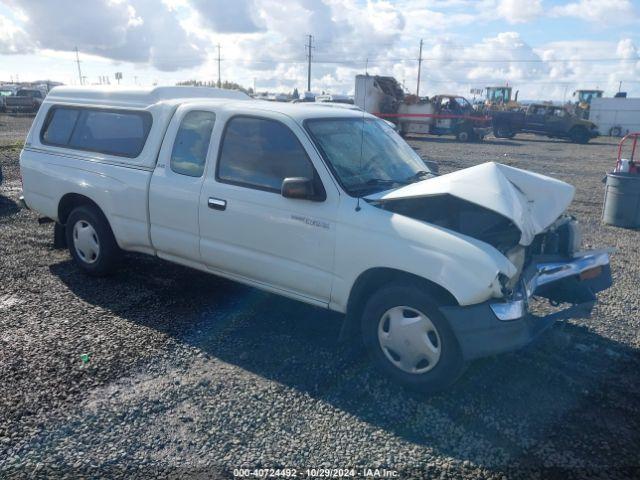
[310,56,640,64]
[419,77,626,84]
[60,51,638,66]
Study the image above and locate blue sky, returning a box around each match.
[1,0,639,100]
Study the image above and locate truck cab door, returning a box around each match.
[526,106,547,132]
[435,97,453,131]
[198,112,338,305]
[149,106,217,264]
[545,108,570,135]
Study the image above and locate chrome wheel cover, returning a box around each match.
[377,306,442,374]
[72,220,100,264]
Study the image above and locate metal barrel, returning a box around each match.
[602,172,640,228]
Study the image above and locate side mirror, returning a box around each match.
[281,177,316,200]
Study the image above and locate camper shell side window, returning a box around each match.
[40,105,153,158]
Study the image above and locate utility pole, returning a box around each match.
[75,47,83,86]
[217,44,221,88]
[619,80,623,93]
[306,34,313,92]
[416,38,423,96]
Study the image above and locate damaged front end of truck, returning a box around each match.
[366,162,612,360]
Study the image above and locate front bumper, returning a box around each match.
[441,250,612,360]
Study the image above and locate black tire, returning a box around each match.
[455,128,473,142]
[610,126,622,137]
[360,283,466,393]
[65,205,121,276]
[493,124,514,139]
[569,126,590,144]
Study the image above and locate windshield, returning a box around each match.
[487,88,510,103]
[579,91,602,104]
[305,118,431,195]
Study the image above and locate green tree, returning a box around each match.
[176,79,252,95]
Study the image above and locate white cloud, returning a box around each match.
[2,0,206,71]
[496,0,543,24]
[0,14,32,54]
[190,0,263,33]
[551,0,637,24]
[616,38,638,59]
[2,0,640,98]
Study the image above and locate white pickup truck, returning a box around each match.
[20,86,612,391]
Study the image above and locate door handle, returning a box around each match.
[208,197,227,211]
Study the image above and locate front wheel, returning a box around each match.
[360,284,465,392]
[66,205,121,276]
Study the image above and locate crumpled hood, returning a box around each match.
[366,162,575,245]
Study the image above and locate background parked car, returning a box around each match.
[5,88,45,114]
[492,103,599,143]
[0,85,18,113]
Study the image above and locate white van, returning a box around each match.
[20,86,612,391]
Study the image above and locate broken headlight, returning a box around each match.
[529,217,582,256]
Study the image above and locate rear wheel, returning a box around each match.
[494,124,514,138]
[456,128,472,142]
[66,205,121,276]
[610,126,622,137]
[569,126,590,144]
[360,283,465,392]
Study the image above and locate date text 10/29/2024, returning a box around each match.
[233,468,400,478]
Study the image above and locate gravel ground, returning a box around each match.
[1,113,639,479]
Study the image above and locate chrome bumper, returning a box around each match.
[490,250,611,321]
[442,249,612,360]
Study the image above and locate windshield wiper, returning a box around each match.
[404,170,434,183]
[349,178,408,193]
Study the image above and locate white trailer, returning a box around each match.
[589,97,640,136]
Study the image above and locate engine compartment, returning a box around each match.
[374,193,522,254]
[374,194,583,299]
